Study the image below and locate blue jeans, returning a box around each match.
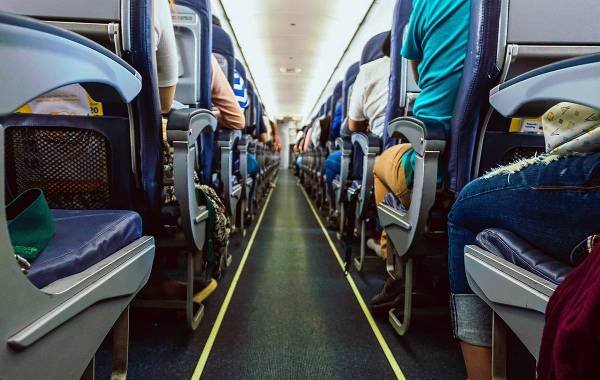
[247,154,259,178]
[448,153,600,346]
[325,151,342,196]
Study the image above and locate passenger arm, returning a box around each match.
[348,118,369,133]
[409,60,420,84]
[159,85,176,114]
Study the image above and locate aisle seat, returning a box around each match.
[28,209,142,289]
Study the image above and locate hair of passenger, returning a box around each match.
[382,31,391,57]
[212,15,222,27]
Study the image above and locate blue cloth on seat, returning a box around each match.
[382,192,408,213]
[28,209,143,288]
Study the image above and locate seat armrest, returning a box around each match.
[387,117,447,156]
[490,53,600,118]
[335,136,353,154]
[217,129,243,149]
[237,134,251,152]
[167,108,216,251]
[350,133,381,219]
[378,116,446,260]
[167,108,217,143]
[351,132,381,155]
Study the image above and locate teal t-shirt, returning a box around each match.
[400,0,470,186]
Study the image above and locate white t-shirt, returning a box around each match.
[348,57,391,138]
[153,0,179,87]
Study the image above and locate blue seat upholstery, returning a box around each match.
[213,25,235,85]
[175,0,214,185]
[28,210,143,288]
[361,31,389,65]
[383,0,412,149]
[342,62,360,121]
[447,0,502,193]
[475,229,573,285]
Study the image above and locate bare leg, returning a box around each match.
[460,342,492,380]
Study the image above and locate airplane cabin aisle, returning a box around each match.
[98,171,465,379]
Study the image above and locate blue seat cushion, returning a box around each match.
[476,228,573,285]
[27,209,143,288]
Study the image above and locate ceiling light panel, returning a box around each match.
[219,0,375,119]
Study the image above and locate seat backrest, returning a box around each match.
[234,58,250,111]
[0,11,142,210]
[245,81,256,133]
[0,1,167,216]
[342,62,360,120]
[447,0,502,193]
[360,31,389,65]
[382,0,413,149]
[318,103,326,118]
[3,0,217,216]
[329,81,344,141]
[212,25,235,86]
[173,0,213,109]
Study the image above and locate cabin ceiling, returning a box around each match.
[219,0,374,120]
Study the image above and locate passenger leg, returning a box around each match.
[325,150,342,196]
[373,143,413,259]
[448,153,600,379]
[370,144,413,312]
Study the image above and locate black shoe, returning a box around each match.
[370,276,404,315]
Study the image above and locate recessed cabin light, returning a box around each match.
[279,67,302,74]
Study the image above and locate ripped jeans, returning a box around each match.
[448,152,600,346]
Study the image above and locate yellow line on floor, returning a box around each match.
[191,182,276,380]
[300,186,406,380]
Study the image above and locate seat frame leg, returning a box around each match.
[388,257,414,336]
[492,312,508,380]
[187,250,205,330]
[81,356,95,380]
[111,307,129,380]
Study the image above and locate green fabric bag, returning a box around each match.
[7,189,55,261]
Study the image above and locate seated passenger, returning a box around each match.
[334,32,392,253]
[324,103,343,202]
[449,102,600,380]
[210,55,245,130]
[150,0,240,303]
[368,0,470,312]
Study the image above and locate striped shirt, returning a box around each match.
[233,70,249,110]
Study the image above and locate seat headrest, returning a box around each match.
[344,62,361,83]
[318,103,326,117]
[361,31,389,65]
[212,25,235,84]
[325,95,334,115]
[342,62,361,119]
[235,58,247,81]
[175,0,212,109]
[332,81,343,107]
